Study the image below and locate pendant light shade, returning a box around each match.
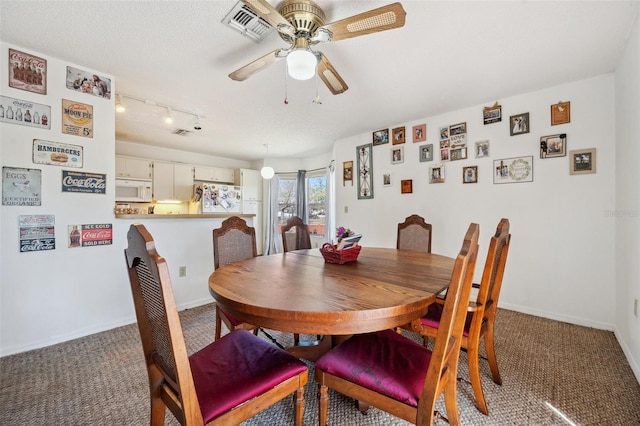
[287,49,317,80]
[261,144,274,179]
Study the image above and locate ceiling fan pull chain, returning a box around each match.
[284,62,289,105]
[313,70,322,105]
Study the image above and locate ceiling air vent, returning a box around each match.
[172,128,192,136]
[222,1,274,43]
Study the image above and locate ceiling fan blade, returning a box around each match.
[319,2,407,42]
[240,0,294,35]
[229,49,284,81]
[318,53,348,95]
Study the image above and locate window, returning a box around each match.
[307,171,326,238]
[277,174,297,228]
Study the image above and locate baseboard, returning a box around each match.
[499,302,614,331]
[613,328,640,384]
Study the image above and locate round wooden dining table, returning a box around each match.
[208,247,455,360]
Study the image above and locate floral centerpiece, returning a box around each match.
[336,226,354,243]
[321,226,361,264]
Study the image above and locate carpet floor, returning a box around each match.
[1,304,639,425]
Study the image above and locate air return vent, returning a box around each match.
[222,1,274,43]
[172,128,192,136]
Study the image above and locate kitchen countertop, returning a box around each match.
[115,213,255,219]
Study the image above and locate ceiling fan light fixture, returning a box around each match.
[287,49,317,80]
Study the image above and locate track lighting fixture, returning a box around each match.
[194,115,202,131]
[115,93,204,129]
[164,107,173,124]
[115,94,125,113]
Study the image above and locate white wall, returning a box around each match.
[333,75,616,330]
[615,14,640,381]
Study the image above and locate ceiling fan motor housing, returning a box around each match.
[278,0,325,41]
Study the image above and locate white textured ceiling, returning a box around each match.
[1,1,638,161]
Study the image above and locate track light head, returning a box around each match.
[194,115,202,131]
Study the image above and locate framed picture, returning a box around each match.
[493,156,533,184]
[8,48,47,95]
[392,126,406,144]
[475,140,490,158]
[440,148,450,161]
[483,103,502,125]
[463,166,478,184]
[429,164,445,184]
[62,99,93,138]
[372,128,389,146]
[569,148,596,175]
[343,161,353,186]
[439,127,449,141]
[510,112,530,136]
[66,66,112,99]
[412,124,426,142]
[419,144,433,162]
[383,173,391,186]
[401,179,413,194]
[0,95,51,129]
[540,134,567,158]
[450,148,467,161]
[551,101,570,125]
[391,146,404,164]
[356,144,373,199]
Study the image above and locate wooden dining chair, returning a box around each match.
[281,216,312,252]
[212,216,258,340]
[417,218,511,415]
[397,214,432,253]
[315,223,480,426]
[125,224,308,426]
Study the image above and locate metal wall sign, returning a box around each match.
[61,99,93,138]
[0,95,51,129]
[61,170,106,194]
[32,139,83,168]
[67,223,112,248]
[2,167,41,206]
[19,215,55,253]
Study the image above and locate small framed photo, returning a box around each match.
[383,173,391,186]
[343,161,353,186]
[569,148,596,175]
[551,101,570,125]
[8,49,47,95]
[373,129,389,145]
[463,166,478,184]
[440,148,450,161]
[540,134,567,158]
[429,164,445,184]
[412,124,426,142]
[401,179,413,194]
[440,127,449,141]
[450,148,467,161]
[475,140,490,158]
[483,103,502,125]
[392,126,406,144]
[391,146,404,164]
[419,144,433,162]
[494,156,533,184]
[510,112,530,136]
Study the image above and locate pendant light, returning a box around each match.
[260,144,275,180]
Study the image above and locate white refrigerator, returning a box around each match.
[242,199,263,255]
[191,183,242,213]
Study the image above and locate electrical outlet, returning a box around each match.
[179,266,187,277]
[634,298,638,318]
[344,205,349,213]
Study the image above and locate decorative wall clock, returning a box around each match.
[356,143,373,199]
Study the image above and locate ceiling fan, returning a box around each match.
[228,0,406,95]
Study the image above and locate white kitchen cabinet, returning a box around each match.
[153,161,194,201]
[193,165,234,183]
[235,168,262,201]
[116,155,152,180]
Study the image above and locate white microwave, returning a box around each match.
[115,179,152,202]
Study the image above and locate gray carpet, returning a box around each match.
[1,304,639,425]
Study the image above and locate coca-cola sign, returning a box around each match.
[61,170,106,194]
[68,223,112,248]
[19,214,55,253]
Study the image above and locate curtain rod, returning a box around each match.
[275,166,328,175]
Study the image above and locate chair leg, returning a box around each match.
[149,392,166,426]
[214,308,222,340]
[318,384,329,426]
[294,333,300,345]
[467,342,489,415]
[483,324,503,385]
[294,387,305,426]
[443,369,461,426]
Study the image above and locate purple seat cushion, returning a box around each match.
[420,303,473,337]
[315,329,431,406]
[189,330,307,423]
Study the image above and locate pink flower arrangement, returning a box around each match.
[336,226,354,242]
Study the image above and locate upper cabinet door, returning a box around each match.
[174,163,194,201]
[116,156,152,180]
[193,165,234,183]
[238,168,262,201]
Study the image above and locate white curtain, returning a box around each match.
[325,162,335,244]
[264,176,280,255]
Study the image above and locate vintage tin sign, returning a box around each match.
[33,139,83,168]
[8,48,47,95]
[66,66,111,99]
[0,95,51,129]
[2,167,42,206]
[62,99,93,138]
[67,223,112,248]
[19,215,55,253]
[61,170,106,194]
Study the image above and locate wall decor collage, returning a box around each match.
[2,47,112,252]
[347,99,595,197]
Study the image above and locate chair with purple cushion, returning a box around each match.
[418,218,511,415]
[282,216,312,252]
[397,214,432,253]
[315,223,480,426]
[125,224,308,425]
[212,216,258,340]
